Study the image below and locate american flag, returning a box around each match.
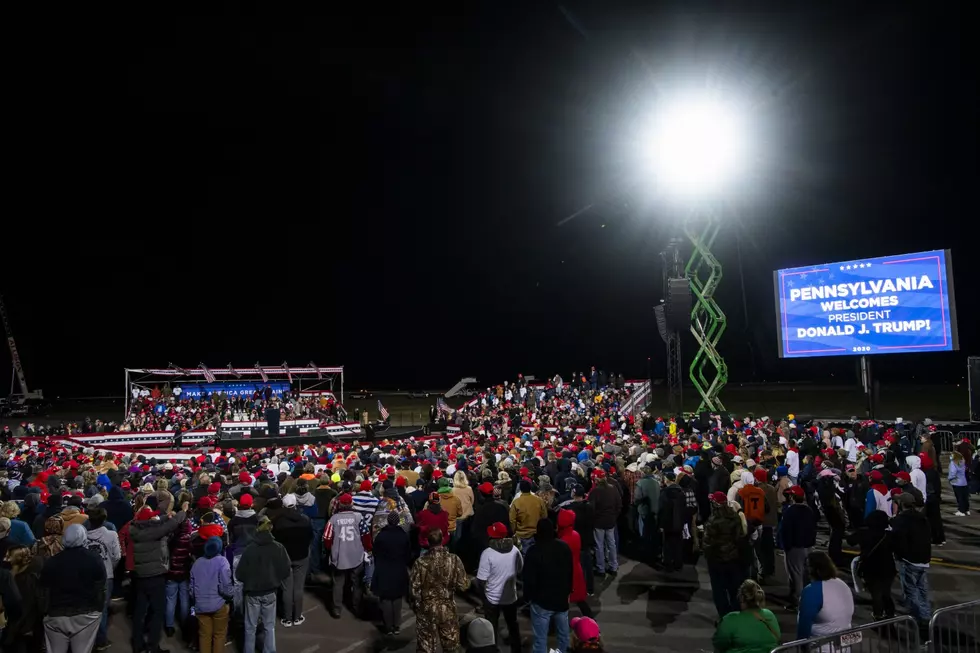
[378,400,390,421]
[255,362,268,383]
[436,397,453,415]
[199,364,215,383]
[282,362,292,383]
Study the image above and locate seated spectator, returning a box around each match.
[712,580,780,653]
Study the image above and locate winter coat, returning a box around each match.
[565,500,596,549]
[703,506,744,564]
[190,554,234,614]
[432,492,464,532]
[845,512,894,580]
[557,510,587,602]
[470,499,511,553]
[228,510,258,550]
[588,480,622,530]
[778,503,816,550]
[235,531,291,596]
[371,524,412,599]
[634,475,661,518]
[167,519,194,581]
[271,509,313,562]
[509,492,547,539]
[130,511,187,578]
[453,486,475,519]
[523,536,572,612]
[890,509,931,565]
[39,546,106,617]
[104,487,134,531]
[659,484,687,533]
[709,467,732,495]
[906,455,929,498]
[416,506,450,548]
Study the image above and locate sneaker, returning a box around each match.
[292,615,306,627]
[329,608,342,619]
[280,619,293,628]
[95,643,112,651]
[393,626,401,636]
[954,511,966,517]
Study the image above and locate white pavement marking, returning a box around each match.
[298,646,321,653]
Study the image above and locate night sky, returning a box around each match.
[3,3,977,397]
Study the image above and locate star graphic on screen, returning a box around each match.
[800,272,808,280]
[839,265,844,271]
[827,273,835,280]
[845,265,852,270]
[787,279,795,287]
[866,262,872,267]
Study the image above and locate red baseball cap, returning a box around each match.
[709,491,728,504]
[395,475,407,487]
[487,522,508,539]
[359,480,373,492]
[785,486,805,497]
[895,471,911,482]
[238,494,253,508]
[479,482,494,495]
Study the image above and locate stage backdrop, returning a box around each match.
[773,249,958,358]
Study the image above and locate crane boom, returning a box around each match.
[0,295,34,398]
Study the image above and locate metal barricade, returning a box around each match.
[933,431,955,452]
[929,599,980,653]
[771,616,920,653]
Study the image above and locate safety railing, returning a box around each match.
[928,599,980,653]
[933,430,980,452]
[771,615,920,653]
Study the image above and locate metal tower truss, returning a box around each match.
[684,212,728,412]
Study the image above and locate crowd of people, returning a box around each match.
[0,389,347,443]
[0,370,977,653]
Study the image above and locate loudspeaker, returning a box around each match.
[225,431,243,440]
[654,305,668,344]
[285,426,301,438]
[969,357,980,423]
[250,428,265,439]
[665,277,692,331]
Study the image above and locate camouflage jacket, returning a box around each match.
[409,546,469,608]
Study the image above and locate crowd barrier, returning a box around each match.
[928,599,979,653]
[771,615,920,653]
[933,430,980,452]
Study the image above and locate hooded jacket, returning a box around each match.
[228,509,258,549]
[235,530,291,595]
[129,510,187,578]
[271,508,313,562]
[293,490,318,520]
[905,456,928,499]
[703,504,744,564]
[416,505,450,548]
[103,487,134,531]
[190,539,234,613]
[557,510,587,602]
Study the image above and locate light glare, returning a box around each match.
[647,95,748,198]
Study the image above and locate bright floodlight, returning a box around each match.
[646,94,749,198]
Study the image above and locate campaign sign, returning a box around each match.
[178,382,290,398]
[774,249,958,358]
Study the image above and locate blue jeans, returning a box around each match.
[98,578,113,645]
[244,592,277,653]
[165,579,190,629]
[530,603,569,653]
[309,518,326,575]
[594,527,618,573]
[898,561,931,622]
[521,536,536,556]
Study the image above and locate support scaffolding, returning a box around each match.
[684,211,728,412]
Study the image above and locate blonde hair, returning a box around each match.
[0,501,20,519]
[738,579,766,610]
[453,471,469,488]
